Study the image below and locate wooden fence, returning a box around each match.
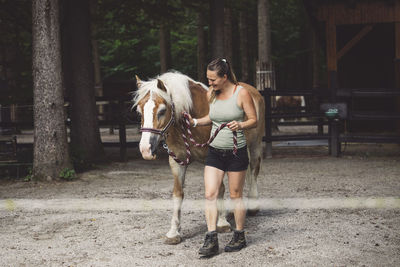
[1,88,400,165]
[262,87,400,157]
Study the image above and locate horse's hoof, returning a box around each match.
[247,209,260,216]
[216,225,231,233]
[164,235,182,245]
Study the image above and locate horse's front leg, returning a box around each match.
[165,156,187,244]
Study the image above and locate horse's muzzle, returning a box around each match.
[139,135,160,160]
[140,144,157,160]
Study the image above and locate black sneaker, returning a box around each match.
[224,230,246,252]
[199,231,219,256]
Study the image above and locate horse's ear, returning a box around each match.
[135,75,142,87]
[157,79,167,92]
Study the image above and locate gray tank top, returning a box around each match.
[209,85,246,149]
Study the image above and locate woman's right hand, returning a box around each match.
[183,112,194,126]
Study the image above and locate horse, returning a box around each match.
[275,95,305,124]
[133,71,265,244]
[275,95,305,114]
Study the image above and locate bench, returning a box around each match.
[0,135,28,178]
[0,135,17,163]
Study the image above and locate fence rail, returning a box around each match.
[1,87,400,162]
[261,87,400,157]
[260,88,330,157]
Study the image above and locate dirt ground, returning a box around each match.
[0,142,400,266]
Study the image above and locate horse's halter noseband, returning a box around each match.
[139,102,175,137]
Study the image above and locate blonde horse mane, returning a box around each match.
[133,71,208,121]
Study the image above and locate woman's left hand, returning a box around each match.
[227,121,242,131]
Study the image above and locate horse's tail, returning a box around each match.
[238,82,264,215]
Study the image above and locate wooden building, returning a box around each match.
[304,0,400,136]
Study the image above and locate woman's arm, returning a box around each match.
[227,88,257,131]
[186,89,212,127]
[191,114,212,127]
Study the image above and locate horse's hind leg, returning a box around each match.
[165,157,187,244]
[247,144,262,216]
[216,181,231,233]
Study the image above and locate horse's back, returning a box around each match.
[238,82,264,105]
[238,82,265,146]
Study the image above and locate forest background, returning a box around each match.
[0,0,322,179]
[0,0,319,104]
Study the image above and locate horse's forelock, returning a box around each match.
[133,80,164,106]
[133,72,195,120]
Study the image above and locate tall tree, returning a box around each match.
[159,23,172,73]
[257,0,272,157]
[157,0,172,73]
[257,0,272,90]
[1,0,32,128]
[32,0,72,180]
[239,10,249,82]
[90,0,103,97]
[210,0,224,59]
[197,11,207,83]
[223,5,233,66]
[89,0,105,122]
[63,0,104,166]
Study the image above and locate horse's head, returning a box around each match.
[134,76,175,160]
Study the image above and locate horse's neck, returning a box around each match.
[188,81,209,118]
[166,82,210,152]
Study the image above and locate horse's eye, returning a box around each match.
[158,109,166,119]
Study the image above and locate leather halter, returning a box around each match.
[139,102,175,137]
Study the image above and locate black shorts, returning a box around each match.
[205,146,249,172]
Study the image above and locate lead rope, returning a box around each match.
[163,112,238,166]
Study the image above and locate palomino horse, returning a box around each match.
[133,71,265,244]
[275,95,305,124]
[276,96,305,113]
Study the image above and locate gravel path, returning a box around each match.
[0,144,399,266]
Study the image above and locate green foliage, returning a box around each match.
[2,0,312,99]
[269,0,313,88]
[59,168,76,180]
[270,0,308,62]
[0,0,33,104]
[97,0,200,80]
[170,8,198,78]
[24,168,32,182]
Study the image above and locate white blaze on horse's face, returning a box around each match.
[139,98,157,160]
[138,97,168,160]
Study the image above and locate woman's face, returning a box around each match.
[207,70,227,91]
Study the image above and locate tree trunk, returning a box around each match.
[32,0,71,180]
[90,0,102,97]
[395,22,400,134]
[210,0,224,59]
[224,6,233,66]
[197,12,207,83]
[257,0,272,90]
[257,0,271,67]
[89,0,104,121]
[159,23,172,74]
[63,0,104,166]
[311,30,320,89]
[239,11,249,83]
[257,0,273,156]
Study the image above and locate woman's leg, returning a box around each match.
[224,170,247,253]
[227,170,246,230]
[204,166,225,231]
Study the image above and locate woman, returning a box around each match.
[188,58,257,256]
